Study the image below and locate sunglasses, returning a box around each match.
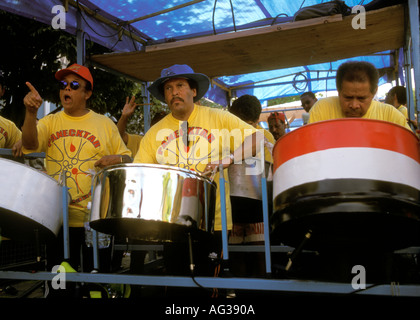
[59,80,83,90]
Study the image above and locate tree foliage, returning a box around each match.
[1,10,231,135]
[267,94,300,107]
[0,10,165,134]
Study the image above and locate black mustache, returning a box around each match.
[171,97,184,104]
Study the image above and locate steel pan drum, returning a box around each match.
[228,157,272,200]
[0,158,64,241]
[89,164,216,242]
[271,119,420,250]
[228,158,272,223]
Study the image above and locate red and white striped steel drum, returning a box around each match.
[271,119,420,250]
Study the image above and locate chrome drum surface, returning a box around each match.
[89,164,216,242]
[228,158,273,223]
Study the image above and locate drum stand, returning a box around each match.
[218,139,273,277]
[2,148,420,298]
[284,230,312,272]
[60,171,71,263]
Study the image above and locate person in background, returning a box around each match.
[300,91,317,125]
[308,61,412,131]
[384,85,417,130]
[21,63,132,283]
[385,85,407,118]
[117,96,143,159]
[228,94,275,277]
[267,111,286,140]
[117,97,168,159]
[0,71,22,157]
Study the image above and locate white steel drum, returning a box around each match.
[0,158,64,241]
[270,119,420,250]
[89,164,216,242]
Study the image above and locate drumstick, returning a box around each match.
[203,166,218,178]
[208,166,218,182]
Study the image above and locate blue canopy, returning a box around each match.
[0,0,409,106]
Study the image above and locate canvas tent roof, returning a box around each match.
[0,0,411,107]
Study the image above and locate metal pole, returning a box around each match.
[61,171,70,260]
[90,179,100,271]
[408,0,420,128]
[76,11,85,65]
[219,164,229,262]
[92,229,99,271]
[260,139,272,275]
[143,82,151,133]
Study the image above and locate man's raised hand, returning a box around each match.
[23,82,43,113]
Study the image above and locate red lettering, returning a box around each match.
[200,130,207,138]
[87,134,96,143]
[46,128,101,149]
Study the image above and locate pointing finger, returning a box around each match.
[25,82,39,95]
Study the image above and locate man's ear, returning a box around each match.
[85,90,93,100]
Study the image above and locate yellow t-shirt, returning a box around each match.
[256,124,275,164]
[126,133,143,159]
[135,104,257,231]
[0,116,22,149]
[398,105,408,119]
[309,97,412,131]
[22,110,131,227]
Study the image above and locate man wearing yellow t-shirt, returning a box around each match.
[385,85,408,118]
[0,116,21,152]
[0,73,22,157]
[135,64,262,277]
[22,64,131,273]
[307,61,413,282]
[309,61,412,131]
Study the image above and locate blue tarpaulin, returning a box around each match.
[0,0,408,106]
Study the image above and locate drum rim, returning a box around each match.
[94,163,217,186]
